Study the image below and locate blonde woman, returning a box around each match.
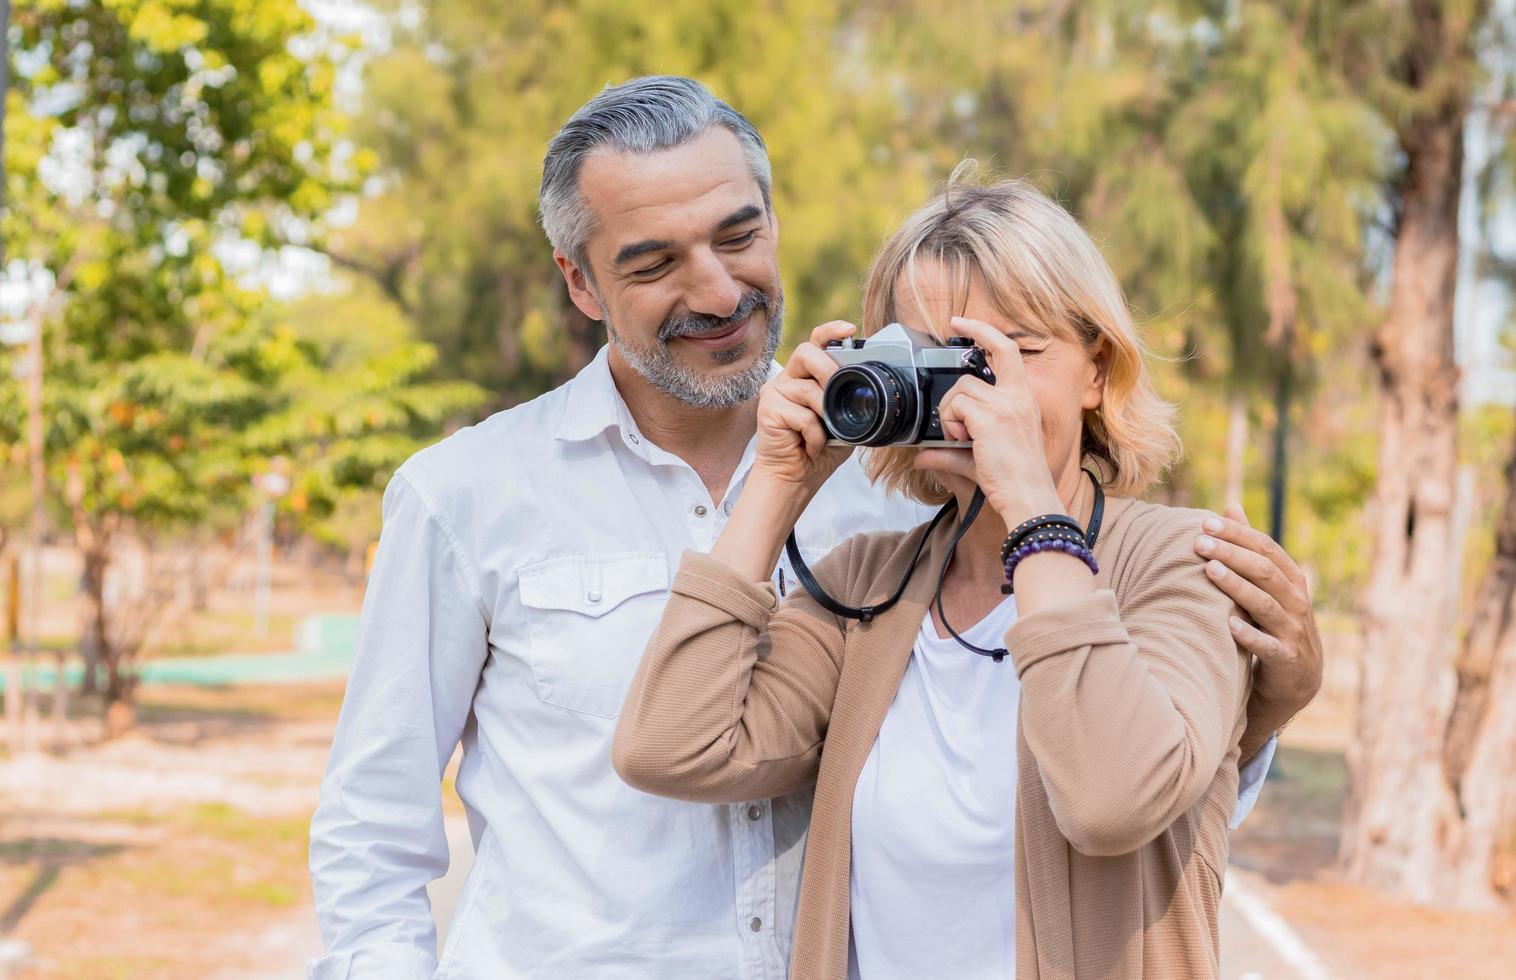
[614,170,1255,979]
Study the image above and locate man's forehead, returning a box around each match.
[577,129,763,244]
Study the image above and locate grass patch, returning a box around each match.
[84,801,313,919]
[182,802,310,849]
[115,852,302,910]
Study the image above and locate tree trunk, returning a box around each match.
[1225,391,1248,507]
[1441,427,1516,908]
[1267,362,1291,546]
[78,545,108,698]
[1342,68,1468,901]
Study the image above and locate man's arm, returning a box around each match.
[308,471,489,980]
[1194,503,1324,766]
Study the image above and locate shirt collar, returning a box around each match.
[554,346,624,443]
[555,345,783,443]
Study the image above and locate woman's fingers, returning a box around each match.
[808,320,857,347]
[783,321,857,384]
[771,375,825,418]
[913,447,976,481]
[935,386,970,442]
[785,342,842,385]
[948,315,1024,386]
[771,399,828,458]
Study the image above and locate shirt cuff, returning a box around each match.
[1229,732,1278,829]
[307,943,437,980]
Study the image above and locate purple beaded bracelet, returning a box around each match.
[1000,537,1099,594]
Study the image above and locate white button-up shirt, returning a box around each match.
[309,347,928,980]
[308,346,1274,980]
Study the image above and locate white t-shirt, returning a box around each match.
[848,595,1022,980]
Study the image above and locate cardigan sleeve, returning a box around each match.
[1004,507,1251,856]
[612,541,858,804]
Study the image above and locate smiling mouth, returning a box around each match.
[680,314,752,350]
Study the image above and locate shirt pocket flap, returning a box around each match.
[518,553,668,618]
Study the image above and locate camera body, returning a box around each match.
[820,323,996,447]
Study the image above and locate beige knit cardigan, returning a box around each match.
[613,495,1250,979]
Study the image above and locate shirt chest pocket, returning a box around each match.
[517,553,670,719]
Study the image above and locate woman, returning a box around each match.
[613,169,1250,979]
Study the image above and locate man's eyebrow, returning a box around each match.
[612,204,765,267]
[714,203,764,234]
[614,238,675,266]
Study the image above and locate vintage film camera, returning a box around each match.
[820,323,996,447]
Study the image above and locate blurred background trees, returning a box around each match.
[331,0,936,406]
[1,0,483,722]
[3,0,1514,912]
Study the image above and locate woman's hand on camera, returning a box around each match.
[751,320,856,494]
[711,321,856,583]
[914,315,1062,528]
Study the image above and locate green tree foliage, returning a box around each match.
[333,0,937,405]
[257,279,485,551]
[0,0,484,711]
[873,0,1386,589]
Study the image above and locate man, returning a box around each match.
[309,76,1322,979]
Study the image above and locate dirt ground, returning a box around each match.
[0,683,349,979]
[1223,619,1516,979]
[1,616,1513,978]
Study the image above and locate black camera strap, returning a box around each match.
[783,499,956,623]
[782,468,1105,662]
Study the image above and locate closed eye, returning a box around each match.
[721,229,759,248]
[634,258,672,277]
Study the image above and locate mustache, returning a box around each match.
[658,290,770,343]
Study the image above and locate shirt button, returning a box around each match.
[694,505,708,517]
[746,804,763,820]
[587,590,602,603]
[749,916,763,932]
[722,501,734,515]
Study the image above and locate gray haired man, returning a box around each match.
[309,76,1320,979]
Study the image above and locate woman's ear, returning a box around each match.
[1081,337,1111,411]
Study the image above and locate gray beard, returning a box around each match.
[602,291,784,410]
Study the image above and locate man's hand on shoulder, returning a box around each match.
[1193,503,1324,763]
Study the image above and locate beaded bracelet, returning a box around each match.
[1007,527,1086,558]
[1001,514,1084,561]
[1001,525,1086,564]
[1001,537,1099,595]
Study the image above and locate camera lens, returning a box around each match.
[835,380,878,430]
[822,364,914,445]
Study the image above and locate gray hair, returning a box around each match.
[538,76,774,275]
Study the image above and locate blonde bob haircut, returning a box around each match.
[859,163,1181,505]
